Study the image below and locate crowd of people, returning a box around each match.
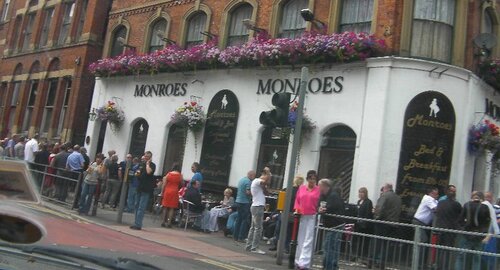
[3,136,500,270]
[0,134,91,201]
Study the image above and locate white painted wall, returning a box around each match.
[84,57,500,204]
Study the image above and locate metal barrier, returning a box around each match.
[311,214,500,270]
[26,161,83,209]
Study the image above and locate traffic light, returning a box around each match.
[259,93,291,127]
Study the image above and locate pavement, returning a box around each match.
[43,201,292,270]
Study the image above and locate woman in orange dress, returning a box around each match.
[161,163,183,228]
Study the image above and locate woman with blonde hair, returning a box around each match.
[355,187,373,258]
[269,175,305,251]
[202,188,235,232]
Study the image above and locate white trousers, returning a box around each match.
[295,214,316,268]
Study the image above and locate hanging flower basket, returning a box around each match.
[478,58,500,91]
[97,101,125,132]
[171,101,206,132]
[468,119,500,154]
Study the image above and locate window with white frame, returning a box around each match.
[41,79,57,134]
[186,12,207,48]
[56,78,71,136]
[227,4,253,47]
[339,0,374,33]
[22,13,36,51]
[75,0,88,40]
[410,0,455,63]
[1,0,10,22]
[148,19,168,53]
[279,0,308,38]
[110,25,126,57]
[58,1,75,45]
[21,80,38,133]
[40,8,54,47]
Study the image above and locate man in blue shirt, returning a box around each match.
[233,170,256,242]
[66,145,84,172]
[190,162,203,191]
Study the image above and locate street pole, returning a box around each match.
[276,66,309,265]
[116,161,130,223]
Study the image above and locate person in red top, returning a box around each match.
[294,170,320,270]
[161,163,183,228]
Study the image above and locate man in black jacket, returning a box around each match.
[455,191,491,270]
[184,180,204,213]
[368,183,401,269]
[318,179,344,270]
[434,185,462,269]
[130,151,156,230]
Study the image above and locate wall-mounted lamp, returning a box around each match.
[74,56,81,65]
[117,37,136,51]
[200,31,217,40]
[242,19,266,33]
[89,108,97,121]
[300,9,326,31]
[156,31,176,45]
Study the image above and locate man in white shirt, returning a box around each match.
[245,169,271,255]
[24,134,40,163]
[413,187,439,226]
[412,187,438,268]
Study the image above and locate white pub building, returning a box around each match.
[85,56,500,220]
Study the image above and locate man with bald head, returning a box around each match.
[233,170,256,242]
[368,183,402,269]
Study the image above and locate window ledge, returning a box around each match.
[3,40,103,59]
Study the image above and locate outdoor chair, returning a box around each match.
[179,198,203,231]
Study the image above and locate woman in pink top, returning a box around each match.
[294,170,320,269]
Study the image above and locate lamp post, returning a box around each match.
[276,67,309,265]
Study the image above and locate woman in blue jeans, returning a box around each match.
[79,154,105,215]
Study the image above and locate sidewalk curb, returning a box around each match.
[42,202,272,270]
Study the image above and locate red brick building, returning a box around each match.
[101,0,498,69]
[0,0,111,143]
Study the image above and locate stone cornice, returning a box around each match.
[109,0,195,19]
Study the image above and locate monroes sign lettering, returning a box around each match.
[134,83,188,97]
[257,76,344,95]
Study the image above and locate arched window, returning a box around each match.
[340,0,374,33]
[28,0,38,7]
[148,19,168,53]
[410,0,455,63]
[129,119,149,159]
[162,124,186,175]
[110,25,127,57]
[41,59,60,135]
[227,3,253,47]
[279,0,307,38]
[22,61,40,133]
[185,12,207,48]
[7,64,23,130]
[257,127,289,189]
[318,125,357,201]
